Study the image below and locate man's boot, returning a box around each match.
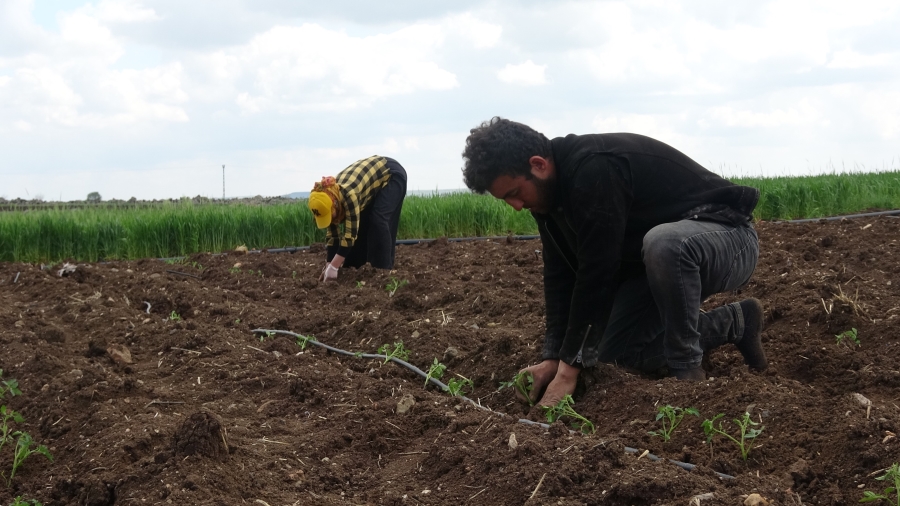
[672,366,706,381]
[736,298,768,371]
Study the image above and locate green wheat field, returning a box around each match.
[1,171,899,263]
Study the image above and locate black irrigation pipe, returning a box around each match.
[155,235,540,262]
[252,328,735,481]
[773,208,900,224]
[261,235,541,255]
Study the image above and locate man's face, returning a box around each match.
[488,156,556,214]
[488,158,556,214]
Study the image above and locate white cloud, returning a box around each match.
[857,87,900,138]
[207,22,462,114]
[446,12,502,48]
[827,50,894,69]
[591,113,692,151]
[0,3,186,130]
[497,60,547,86]
[708,101,822,128]
[82,0,161,23]
[2,1,900,200]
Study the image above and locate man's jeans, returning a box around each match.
[596,219,759,372]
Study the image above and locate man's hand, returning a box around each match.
[319,263,339,282]
[516,360,560,405]
[538,361,580,407]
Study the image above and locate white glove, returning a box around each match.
[321,263,339,281]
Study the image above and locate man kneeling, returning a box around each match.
[461,117,767,407]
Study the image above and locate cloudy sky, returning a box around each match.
[2,0,899,201]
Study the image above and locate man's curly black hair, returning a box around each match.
[461,117,552,194]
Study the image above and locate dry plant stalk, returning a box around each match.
[833,285,866,317]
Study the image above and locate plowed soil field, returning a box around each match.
[1,216,899,506]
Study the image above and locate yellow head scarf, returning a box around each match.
[308,177,342,229]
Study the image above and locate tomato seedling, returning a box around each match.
[499,371,535,406]
[649,405,699,442]
[377,341,410,365]
[0,406,25,454]
[0,371,53,487]
[446,376,474,397]
[543,395,595,434]
[384,277,408,297]
[8,496,43,506]
[7,431,52,485]
[0,371,21,400]
[861,462,900,506]
[424,359,447,387]
[295,334,316,350]
[836,327,860,348]
[702,412,764,460]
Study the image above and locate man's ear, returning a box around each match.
[529,156,553,179]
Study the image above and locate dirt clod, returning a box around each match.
[172,411,229,460]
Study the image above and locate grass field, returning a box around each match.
[1,171,898,263]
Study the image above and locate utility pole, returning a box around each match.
[222,165,225,200]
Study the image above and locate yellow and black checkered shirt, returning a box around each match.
[326,155,392,251]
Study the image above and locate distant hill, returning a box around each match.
[282,189,467,199]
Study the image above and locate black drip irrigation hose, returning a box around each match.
[252,328,735,481]
[772,209,900,224]
[157,235,540,261]
[262,235,541,254]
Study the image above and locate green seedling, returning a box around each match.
[384,277,408,297]
[649,405,700,442]
[377,341,410,365]
[353,351,363,358]
[543,394,595,434]
[229,267,241,274]
[446,375,474,397]
[8,497,43,506]
[702,412,764,460]
[861,463,900,505]
[292,271,297,279]
[499,371,535,406]
[424,358,447,387]
[0,370,21,400]
[259,330,275,343]
[0,406,25,454]
[7,431,52,485]
[0,371,53,487]
[295,334,316,350]
[168,311,181,321]
[234,318,241,325]
[836,327,860,347]
[355,281,365,289]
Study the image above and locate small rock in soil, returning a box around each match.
[106,343,132,364]
[396,393,416,414]
[443,346,459,361]
[851,392,871,406]
[743,493,770,506]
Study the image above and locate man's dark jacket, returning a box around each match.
[535,133,759,367]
